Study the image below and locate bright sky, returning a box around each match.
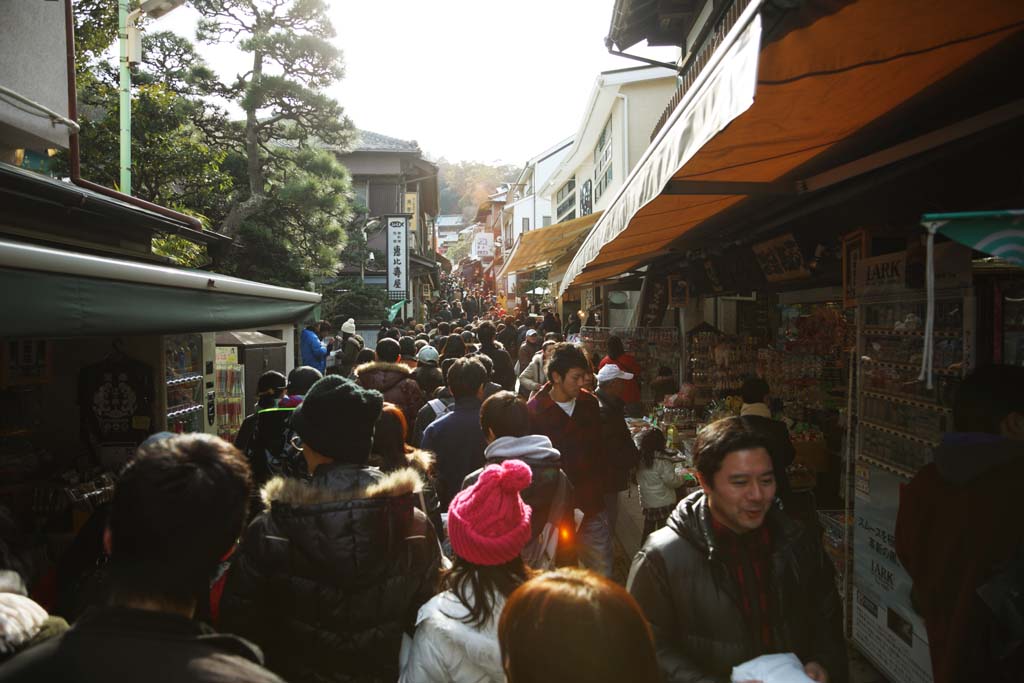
[153,1,678,165]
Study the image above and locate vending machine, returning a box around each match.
[161,333,217,435]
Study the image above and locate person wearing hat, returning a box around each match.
[221,375,442,683]
[517,329,542,376]
[595,363,641,534]
[411,346,444,399]
[233,370,287,454]
[331,318,364,377]
[400,459,534,683]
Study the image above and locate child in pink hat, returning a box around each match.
[401,460,534,683]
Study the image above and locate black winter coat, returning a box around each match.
[627,492,848,683]
[478,342,517,391]
[596,388,640,492]
[219,463,443,683]
[0,607,283,683]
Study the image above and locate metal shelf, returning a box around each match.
[862,327,961,338]
[166,374,204,386]
[860,358,962,377]
[861,419,940,447]
[861,390,952,413]
[856,453,916,480]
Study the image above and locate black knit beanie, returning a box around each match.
[290,376,383,464]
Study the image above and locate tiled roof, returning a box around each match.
[352,129,421,153]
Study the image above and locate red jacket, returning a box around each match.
[527,384,607,514]
[599,354,641,404]
[895,433,1024,683]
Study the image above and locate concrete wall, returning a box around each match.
[0,0,71,151]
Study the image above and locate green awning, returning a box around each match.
[922,210,1024,265]
[1,267,317,338]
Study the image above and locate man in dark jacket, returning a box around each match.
[0,433,284,683]
[420,356,488,509]
[628,417,847,683]
[595,363,641,534]
[527,343,612,576]
[220,376,442,683]
[475,320,516,390]
[896,366,1024,683]
[463,391,576,568]
[739,377,796,508]
[354,338,425,434]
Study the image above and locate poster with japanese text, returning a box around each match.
[852,463,934,683]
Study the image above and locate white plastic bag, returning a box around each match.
[731,653,815,683]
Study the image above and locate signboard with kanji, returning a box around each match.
[385,215,408,301]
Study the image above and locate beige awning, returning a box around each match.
[499,211,603,280]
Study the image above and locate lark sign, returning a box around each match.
[857,252,907,297]
[385,215,408,301]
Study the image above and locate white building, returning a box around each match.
[538,65,679,223]
[499,137,573,293]
[436,214,467,248]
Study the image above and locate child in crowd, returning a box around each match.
[635,427,689,541]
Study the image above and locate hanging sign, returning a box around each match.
[385,215,408,301]
[752,233,811,282]
[404,192,419,247]
[473,232,495,260]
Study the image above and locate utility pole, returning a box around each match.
[118,0,132,194]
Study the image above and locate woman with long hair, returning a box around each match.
[634,427,689,541]
[498,567,660,683]
[400,460,535,683]
[370,403,443,535]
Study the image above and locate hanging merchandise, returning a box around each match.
[78,342,154,468]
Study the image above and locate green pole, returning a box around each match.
[118,0,132,195]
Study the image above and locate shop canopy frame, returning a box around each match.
[498,211,603,281]
[0,238,320,338]
[558,0,1024,295]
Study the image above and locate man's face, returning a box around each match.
[701,447,776,534]
[552,367,587,400]
[527,333,540,346]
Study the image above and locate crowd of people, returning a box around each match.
[1,289,1020,683]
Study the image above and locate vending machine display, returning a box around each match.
[162,333,217,435]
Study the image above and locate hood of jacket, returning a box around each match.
[666,490,801,561]
[355,361,413,393]
[261,463,423,582]
[933,432,1024,484]
[484,435,560,465]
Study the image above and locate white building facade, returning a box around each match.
[539,66,679,223]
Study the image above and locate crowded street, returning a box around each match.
[1,1,1023,682]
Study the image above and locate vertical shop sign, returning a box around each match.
[386,215,408,301]
[852,464,934,683]
[404,192,419,249]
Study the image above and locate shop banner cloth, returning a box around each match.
[919,210,1024,388]
[388,299,406,322]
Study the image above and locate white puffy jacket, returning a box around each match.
[399,587,505,683]
[636,452,688,509]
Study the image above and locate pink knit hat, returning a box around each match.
[448,459,533,566]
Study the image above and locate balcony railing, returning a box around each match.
[650,0,752,142]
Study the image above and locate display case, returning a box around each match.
[162,333,217,435]
[215,351,245,443]
[686,323,721,407]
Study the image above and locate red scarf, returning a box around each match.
[711,516,774,653]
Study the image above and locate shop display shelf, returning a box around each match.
[167,403,204,419]
[166,374,204,386]
[861,327,961,338]
[860,358,962,376]
[861,419,940,447]
[861,390,952,413]
[856,453,916,480]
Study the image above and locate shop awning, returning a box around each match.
[0,238,320,338]
[922,210,1024,266]
[559,0,1024,295]
[499,211,603,280]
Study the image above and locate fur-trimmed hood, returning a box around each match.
[258,463,425,579]
[355,361,413,393]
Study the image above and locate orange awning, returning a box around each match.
[560,0,1024,294]
[499,211,603,280]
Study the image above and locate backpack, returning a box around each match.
[245,407,306,486]
[521,471,571,570]
[427,398,452,420]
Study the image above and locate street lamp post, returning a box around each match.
[118,0,186,195]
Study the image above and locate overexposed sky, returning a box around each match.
[151,0,678,165]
